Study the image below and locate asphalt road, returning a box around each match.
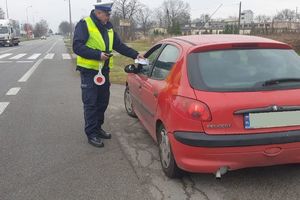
[1,36,300,200]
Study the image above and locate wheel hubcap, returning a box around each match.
[160,128,171,168]
[125,89,133,113]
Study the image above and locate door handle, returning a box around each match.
[139,84,142,89]
[153,91,158,97]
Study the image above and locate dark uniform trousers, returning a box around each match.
[80,67,110,138]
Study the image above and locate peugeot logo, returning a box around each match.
[272,105,278,111]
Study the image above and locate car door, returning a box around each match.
[139,44,180,136]
[129,44,163,121]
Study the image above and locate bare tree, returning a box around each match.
[275,9,295,21]
[59,21,72,35]
[113,0,142,40]
[33,20,49,37]
[154,9,164,28]
[113,0,141,20]
[137,5,154,36]
[256,15,271,23]
[255,15,272,34]
[162,0,191,28]
[0,7,5,19]
[200,14,210,23]
[23,23,33,33]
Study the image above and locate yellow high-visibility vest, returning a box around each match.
[77,17,114,70]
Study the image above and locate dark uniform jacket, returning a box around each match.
[73,10,139,71]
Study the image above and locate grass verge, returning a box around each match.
[111,40,152,84]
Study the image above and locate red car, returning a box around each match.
[124,35,300,178]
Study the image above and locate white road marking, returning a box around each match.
[0,61,13,63]
[18,41,57,83]
[62,53,71,60]
[10,53,27,60]
[0,102,9,115]
[44,53,55,59]
[0,48,16,54]
[45,41,58,54]
[6,87,21,96]
[0,53,12,59]
[27,53,41,60]
[16,61,34,63]
[18,59,43,82]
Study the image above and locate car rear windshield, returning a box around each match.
[188,49,300,92]
[0,27,9,34]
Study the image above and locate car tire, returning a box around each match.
[124,86,137,118]
[157,124,183,178]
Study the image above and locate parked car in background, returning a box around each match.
[40,36,47,40]
[124,35,300,178]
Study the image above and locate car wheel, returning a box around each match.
[124,86,137,118]
[158,124,183,178]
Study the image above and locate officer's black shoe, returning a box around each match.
[98,128,112,139]
[88,136,104,148]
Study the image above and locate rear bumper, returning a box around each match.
[170,130,300,173]
[174,130,300,147]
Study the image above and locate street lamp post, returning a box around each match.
[26,6,32,38]
[5,0,9,19]
[65,0,73,39]
[69,0,73,39]
[26,6,32,25]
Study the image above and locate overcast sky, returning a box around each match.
[1,0,300,32]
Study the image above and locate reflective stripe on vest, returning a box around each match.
[77,17,114,70]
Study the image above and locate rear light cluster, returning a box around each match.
[172,96,212,121]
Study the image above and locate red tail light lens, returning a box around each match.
[172,96,212,121]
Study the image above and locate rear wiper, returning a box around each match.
[260,78,300,87]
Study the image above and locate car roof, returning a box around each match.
[165,34,289,48]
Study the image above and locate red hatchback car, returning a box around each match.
[124,35,300,178]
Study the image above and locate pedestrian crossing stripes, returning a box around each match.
[6,87,21,96]
[0,53,77,61]
[0,53,12,59]
[0,102,9,115]
[62,53,71,60]
[44,53,55,59]
[10,53,27,60]
[27,53,41,60]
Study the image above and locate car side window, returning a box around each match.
[151,45,179,80]
[139,44,163,76]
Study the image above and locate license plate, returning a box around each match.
[244,111,300,129]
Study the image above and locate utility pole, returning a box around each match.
[26,5,32,39]
[5,0,9,19]
[68,0,73,40]
[238,1,242,34]
[167,9,170,33]
[26,6,32,25]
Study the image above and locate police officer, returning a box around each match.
[73,1,144,148]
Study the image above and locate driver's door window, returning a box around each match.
[138,44,163,76]
[151,45,180,80]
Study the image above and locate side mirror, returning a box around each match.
[124,64,138,74]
